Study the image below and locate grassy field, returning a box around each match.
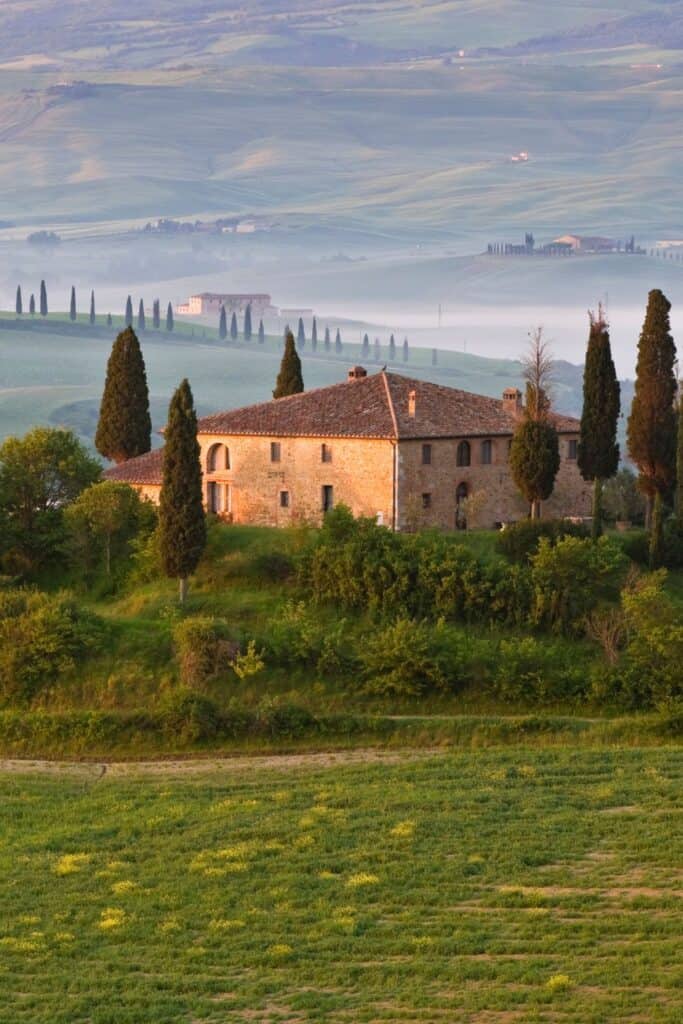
[0,747,681,1023]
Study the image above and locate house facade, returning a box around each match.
[176,293,276,318]
[104,367,591,530]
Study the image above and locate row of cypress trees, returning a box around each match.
[14,284,177,333]
[15,282,48,317]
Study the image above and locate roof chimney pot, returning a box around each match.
[348,365,368,380]
[502,387,523,415]
[408,388,416,418]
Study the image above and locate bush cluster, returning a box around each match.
[496,518,590,563]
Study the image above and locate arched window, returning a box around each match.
[207,443,230,473]
[456,440,471,467]
[481,439,492,465]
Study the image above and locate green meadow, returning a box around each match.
[0,748,681,1023]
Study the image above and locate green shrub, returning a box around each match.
[172,617,238,687]
[160,689,222,743]
[0,589,104,704]
[530,536,626,635]
[493,636,587,703]
[616,529,650,566]
[496,518,590,564]
[256,699,317,738]
[249,549,295,582]
[358,618,470,698]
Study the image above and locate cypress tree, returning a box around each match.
[15,285,22,316]
[389,334,395,360]
[125,295,133,326]
[159,378,206,604]
[40,280,48,317]
[69,286,77,321]
[258,319,265,344]
[107,312,112,327]
[244,304,252,341]
[311,317,318,351]
[403,337,409,362]
[431,348,438,366]
[137,299,146,331]
[578,309,620,538]
[297,317,306,349]
[509,391,561,519]
[230,311,238,341]
[675,385,683,529]
[219,306,227,340]
[153,299,160,329]
[324,326,331,352]
[95,326,152,464]
[627,289,677,566]
[374,337,381,362]
[89,290,96,325]
[335,328,342,353]
[29,293,35,315]
[273,330,304,398]
[362,333,369,358]
[166,302,174,332]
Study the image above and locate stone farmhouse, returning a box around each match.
[176,293,277,318]
[104,367,590,530]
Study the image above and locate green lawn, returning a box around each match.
[0,747,681,1023]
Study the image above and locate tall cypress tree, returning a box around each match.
[166,302,174,332]
[29,293,35,315]
[297,317,306,349]
[311,317,318,351]
[258,319,265,344]
[627,289,677,566]
[69,286,77,321]
[374,337,381,362]
[403,337,409,362]
[153,299,160,329]
[244,304,252,341]
[40,280,48,317]
[107,312,112,327]
[362,333,369,358]
[159,379,206,604]
[137,299,146,331]
[125,295,133,326]
[219,305,227,340]
[273,331,304,398]
[509,387,561,519]
[389,334,396,360]
[432,348,438,367]
[230,311,238,341]
[95,326,152,464]
[675,384,683,530]
[324,326,331,352]
[15,285,22,316]
[335,328,342,353]
[89,290,96,325]
[578,309,620,537]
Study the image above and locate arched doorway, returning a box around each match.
[455,481,468,530]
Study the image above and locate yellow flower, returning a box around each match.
[158,917,181,934]
[546,973,573,993]
[267,943,293,957]
[390,821,415,838]
[18,915,40,925]
[0,936,41,953]
[54,853,90,876]
[98,908,127,931]
[346,872,379,889]
[111,880,138,895]
[208,918,245,932]
[54,932,75,943]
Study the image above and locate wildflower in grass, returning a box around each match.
[18,915,40,925]
[467,854,485,865]
[411,935,434,950]
[208,918,245,932]
[390,820,415,838]
[273,790,291,803]
[546,973,573,993]
[98,907,127,931]
[518,764,537,778]
[318,870,338,880]
[263,839,285,852]
[294,834,315,849]
[346,872,379,889]
[158,916,181,934]
[185,945,206,957]
[54,853,91,876]
[111,880,138,895]
[54,932,75,943]
[0,936,41,953]
[267,943,293,958]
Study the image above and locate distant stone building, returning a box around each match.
[104,367,590,529]
[176,293,277,318]
[553,235,617,253]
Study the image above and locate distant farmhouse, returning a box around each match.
[487,232,642,257]
[553,235,617,253]
[105,367,589,530]
[176,293,277,318]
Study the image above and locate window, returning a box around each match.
[207,443,229,473]
[481,440,492,465]
[422,443,432,465]
[322,485,334,513]
[568,439,578,460]
[280,490,289,508]
[455,482,468,530]
[422,493,432,509]
[207,481,222,514]
[321,443,332,463]
[456,440,471,467]
[270,441,281,463]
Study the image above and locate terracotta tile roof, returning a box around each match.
[103,447,163,486]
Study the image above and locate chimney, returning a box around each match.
[502,387,523,415]
[408,388,416,418]
[348,365,368,381]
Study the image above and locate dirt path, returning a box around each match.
[0,747,443,779]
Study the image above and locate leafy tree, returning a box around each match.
[137,299,146,331]
[153,299,160,329]
[578,308,620,537]
[89,290,96,325]
[230,311,238,341]
[362,333,369,357]
[39,279,48,316]
[0,428,101,568]
[258,319,265,344]
[403,337,409,362]
[159,379,206,603]
[166,302,174,332]
[95,327,152,464]
[273,330,304,398]
[311,317,318,351]
[602,469,646,525]
[69,286,77,321]
[297,317,306,349]
[335,328,342,353]
[389,334,395,360]
[530,535,625,635]
[29,294,35,315]
[15,286,22,316]
[244,304,252,341]
[627,289,677,567]
[219,305,227,340]
[66,481,151,577]
[125,295,133,326]
[324,326,331,351]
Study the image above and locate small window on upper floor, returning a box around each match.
[481,439,492,465]
[321,443,332,463]
[422,492,432,509]
[568,439,578,460]
[270,441,281,463]
[456,440,471,467]
[422,443,432,465]
[280,490,289,508]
